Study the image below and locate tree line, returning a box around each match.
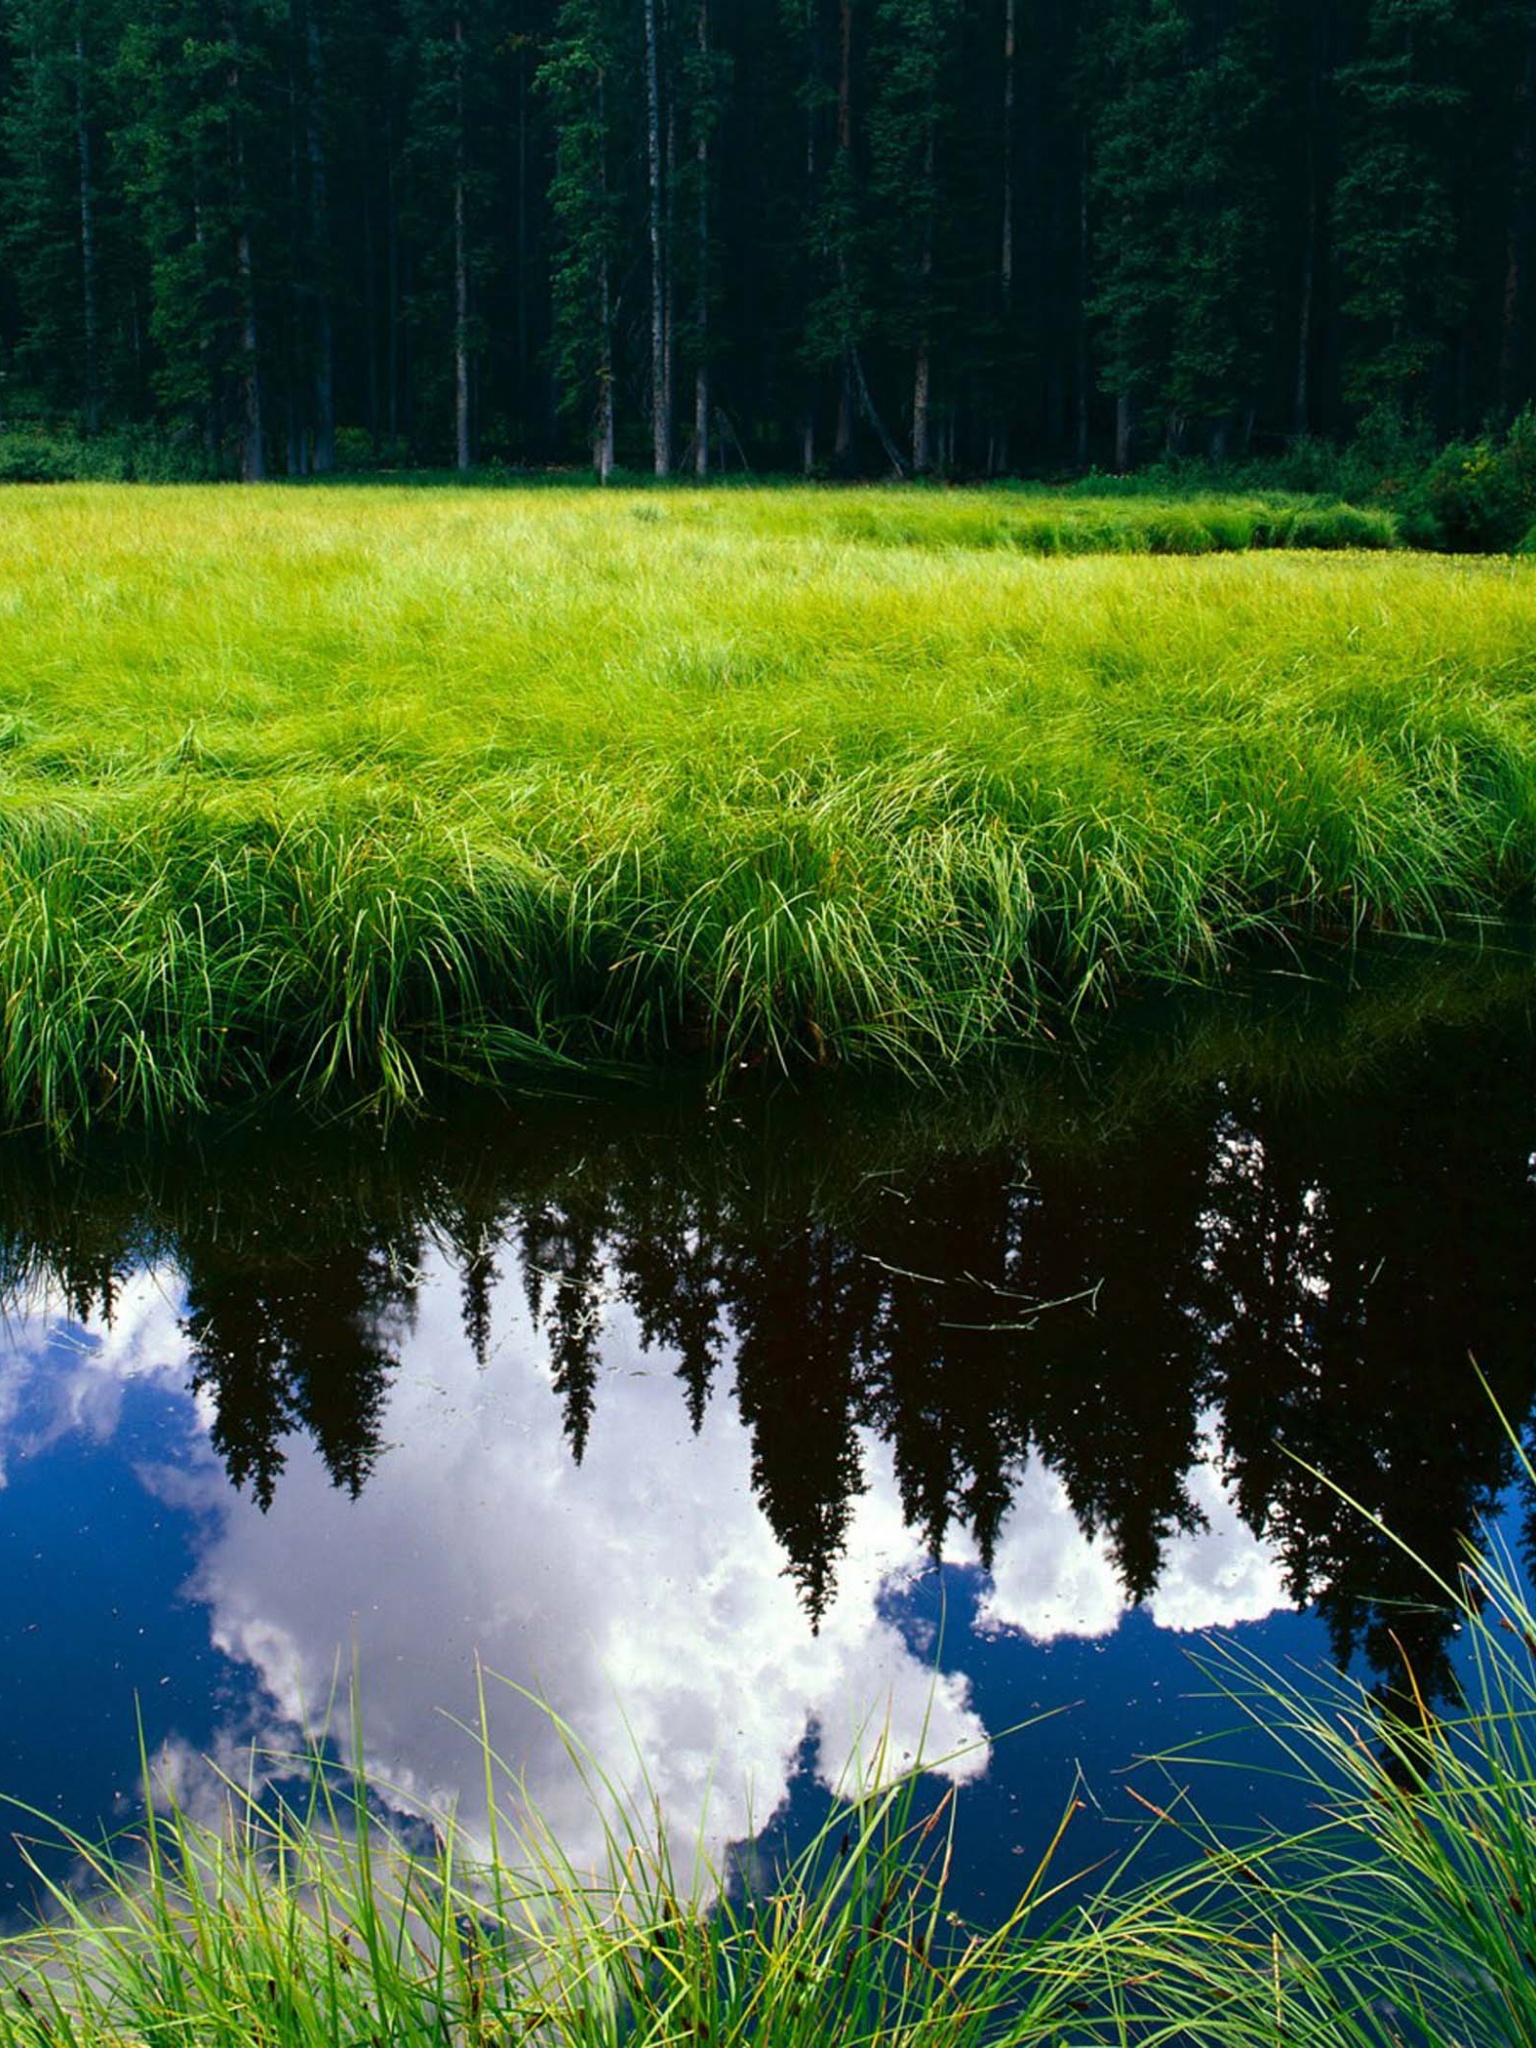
[1,0,1533,479]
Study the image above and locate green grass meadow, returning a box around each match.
[0,481,1532,1126]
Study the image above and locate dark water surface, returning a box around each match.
[1,944,1534,1923]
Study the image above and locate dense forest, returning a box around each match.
[0,0,1532,478]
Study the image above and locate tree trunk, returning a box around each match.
[363,127,379,452]
[1295,170,1317,436]
[1114,392,1133,473]
[912,344,931,473]
[644,0,670,473]
[693,0,709,476]
[453,15,471,472]
[596,68,615,482]
[1075,121,1090,468]
[1294,2,1324,437]
[516,33,530,440]
[287,52,307,472]
[236,219,264,480]
[993,0,1014,472]
[913,126,934,474]
[192,190,218,466]
[1000,0,1014,313]
[1501,20,1536,417]
[596,245,615,481]
[73,28,99,436]
[833,0,854,468]
[305,2,335,472]
[663,15,677,467]
[800,0,818,474]
[227,9,265,482]
[853,347,906,476]
[386,103,400,458]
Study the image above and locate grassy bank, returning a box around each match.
[1,483,1534,1126]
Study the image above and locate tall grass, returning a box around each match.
[1073,1451,1536,2046]
[0,1696,1104,2048]
[0,484,1533,1126]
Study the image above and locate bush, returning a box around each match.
[0,424,215,484]
[1412,434,1535,553]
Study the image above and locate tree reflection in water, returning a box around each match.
[1,949,1533,1714]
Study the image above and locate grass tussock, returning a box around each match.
[0,1696,1103,2048]
[0,484,1533,1125]
[1075,1441,1536,2046]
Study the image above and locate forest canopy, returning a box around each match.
[0,0,1531,479]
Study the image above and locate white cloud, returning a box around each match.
[0,1266,190,1486]
[974,1461,1126,1642]
[977,1426,1292,1645]
[1149,1439,1292,1634]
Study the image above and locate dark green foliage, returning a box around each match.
[0,0,1529,477]
[0,0,122,424]
[1090,0,1278,457]
[1397,405,1536,549]
[1415,438,1535,551]
[1333,0,1469,418]
[541,0,625,456]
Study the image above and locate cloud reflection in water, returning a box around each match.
[0,1247,1295,1876]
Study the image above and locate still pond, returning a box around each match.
[0,941,1532,1922]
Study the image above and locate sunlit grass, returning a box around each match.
[0,483,1532,1126]
[0,1689,1104,2048]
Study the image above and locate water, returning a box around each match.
[0,945,1533,1924]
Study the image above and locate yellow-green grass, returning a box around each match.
[0,482,1530,1127]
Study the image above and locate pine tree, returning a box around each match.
[868,0,958,471]
[1334,0,1469,423]
[0,0,1524,471]
[541,0,626,473]
[1,0,129,426]
[117,0,279,474]
[1090,0,1278,461]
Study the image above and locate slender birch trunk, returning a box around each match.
[73,26,99,436]
[644,0,670,473]
[453,14,471,472]
[693,0,710,476]
[306,2,335,472]
[595,68,615,482]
